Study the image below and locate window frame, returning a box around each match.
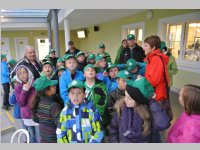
[121,21,145,46]
[158,12,200,74]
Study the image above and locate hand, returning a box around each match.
[103,71,108,76]
[137,75,142,79]
[23,82,31,91]
[152,93,156,99]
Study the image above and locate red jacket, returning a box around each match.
[145,49,170,101]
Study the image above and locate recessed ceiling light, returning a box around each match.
[1,9,6,12]
[1,16,4,18]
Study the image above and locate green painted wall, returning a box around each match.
[1,30,67,58]
[72,9,200,62]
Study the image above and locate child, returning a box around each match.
[56,57,64,70]
[167,84,200,143]
[126,58,146,81]
[59,54,85,106]
[32,76,63,143]
[95,54,110,88]
[57,66,65,77]
[41,61,54,79]
[8,58,17,71]
[49,49,58,69]
[76,51,87,71]
[109,84,151,143]
[83,64,108,127]
[56,80,104,143]
[15,65,40,143]
[97,43,112,63]
[143,35,173,121]
[86,53,96,65]
[106,63,119,94]
[108,70,130,116]
[1,54,11,110]
[161,41,178,87]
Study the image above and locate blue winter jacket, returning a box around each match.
[1,61,10,84]
[9,92,21,119]
[130,62,146,81]
[107,78,118,94]
[59,69,85,105]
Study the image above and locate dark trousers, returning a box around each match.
[2,83,10,107]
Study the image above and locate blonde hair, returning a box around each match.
[114,97,151,136]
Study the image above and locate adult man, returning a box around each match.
[119,34,146,63]
[10,46,42,80]
[64,41,80,56]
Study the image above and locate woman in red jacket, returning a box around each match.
[143,35,173,121]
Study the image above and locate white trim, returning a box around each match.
[158,12,200,74]
[1,37,11,60]
[121,21,145,45]
[14,37,29,60]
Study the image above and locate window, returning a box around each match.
[165,22,200,62]
[185,22,200,61]
[127,27,143,46]
[166,24,183,59]
[36,38,50,60]
[122,22,145,47]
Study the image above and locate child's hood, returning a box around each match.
[15,65,34,84]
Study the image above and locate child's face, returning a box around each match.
[100,48,105,53]
[17,68,28,83]
[98,58,107,68]
[45,85,57,96]
[88,59,95,64]
[65,58,78,71]
[77,55,85,63]
[179,88,184,107]
[117,78,127,90]
[58,70,64,77]
[125,91,136,108]
[131,67,138,74]
[143,43,154,56]
[109,67,118,79]
[69,88,85,105]
[57,62,64,68]
[2,57,7,62]
[43,64,53,78]
[50,52,56,58]
[84,67,96,79]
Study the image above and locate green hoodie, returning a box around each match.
[84,80,108,125]
[114,45,123,64]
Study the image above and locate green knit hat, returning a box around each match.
[99,43,105,49]
[68,80,85,92]
[106,63,117,72]
[43,61,53,67]
[76,51,85,58]
[116,70,130,79]
[161,41,167,50]
[126,59,137,71]
[49,48,56,54]
[63,54,76,61]
[87,54,95,61]
[8,59,17,66]
[83,64,96,72]
[127,34,135,40]
[33,76,58,91]
[95,54,104,61]
[126,77,154,99]
[1,54,7,59]
[57,57,64,63]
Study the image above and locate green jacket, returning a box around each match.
[168,55,178,86]
[84,80,108,125]
[97,52,112,63]
[114,45,123,64]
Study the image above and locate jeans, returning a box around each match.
[2,83,10,107]
[27,126,40,143]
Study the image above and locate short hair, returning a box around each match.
[182,84,200,115]
[24,45,35,56]
[122,39,127,43]
[144,35,161,50]
[68,41,74,46]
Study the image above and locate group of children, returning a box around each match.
[1,34,200,143]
